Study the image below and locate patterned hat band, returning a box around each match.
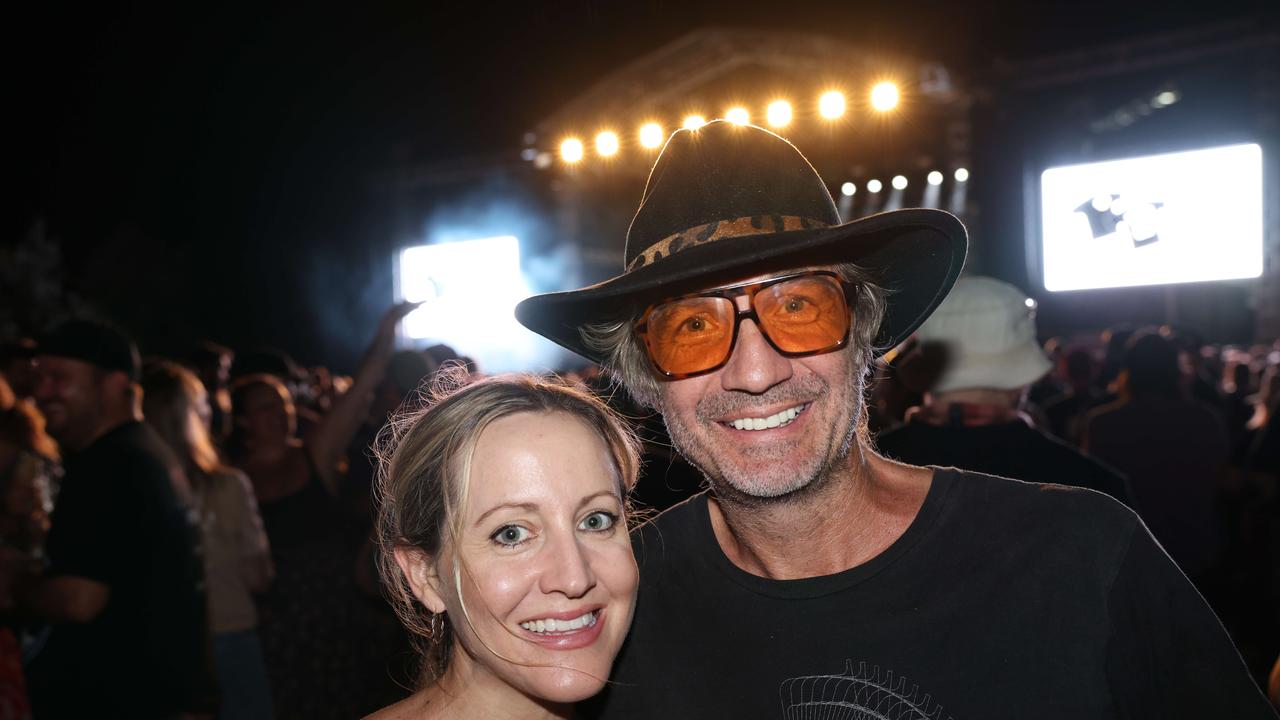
[626,214,831,272]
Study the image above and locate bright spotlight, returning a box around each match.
[819,91,846,119]
[726,107,750,125]
[870,81,900,112]
[766,100,793,128]
[891,175,908,190]
[840,182,856,196]
[639,123,664,149]
[1153,90,1179,107]
[560,138,584,164]
[927,171,944,186]
[954,167,970,183]
[595,131,619,157]
[683,115,707,130]
[867,179,883,194]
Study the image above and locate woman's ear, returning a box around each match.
[393,545,447,614]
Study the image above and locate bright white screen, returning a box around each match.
[397,236,541,372]
[1040,143,1262,292]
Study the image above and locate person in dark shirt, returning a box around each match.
[1085,331,1231,583]
[14,319,212,718]
[877,276,1133,506]
[516,122,1275,717]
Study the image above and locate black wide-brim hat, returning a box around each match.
[516,121,967,363]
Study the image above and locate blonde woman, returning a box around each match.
[370,374,640,719]
[141,361,274,720]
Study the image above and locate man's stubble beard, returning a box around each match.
[660,358,867,507]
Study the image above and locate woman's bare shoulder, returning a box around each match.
[363,692,433,720]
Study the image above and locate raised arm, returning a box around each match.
[306,302,420,495]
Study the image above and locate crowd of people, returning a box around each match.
[0,119,1277,718]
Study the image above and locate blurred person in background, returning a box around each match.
[15,319,212,718]
[187,341,235,449]
[229,302,417,717]
[143,361,274,720]
[344,349,438,529]
[1043,347,1107,447]
[0,376,58,720]
[876,277,1132,506]
[0,341,37,403]
[1085,330,1230,585]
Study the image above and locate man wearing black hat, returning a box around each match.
[517,122,1274,718]
[15,319,213,718]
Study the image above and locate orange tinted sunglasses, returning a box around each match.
[635,270,856,379]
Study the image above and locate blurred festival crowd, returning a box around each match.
[0,299,1276,718]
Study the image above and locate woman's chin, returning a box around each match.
[521,666,610,705]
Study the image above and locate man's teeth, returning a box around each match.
[520,611,597,634]
[727,404,806,431]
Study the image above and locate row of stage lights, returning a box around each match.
[539,82,903,167]
[839,167,969,196]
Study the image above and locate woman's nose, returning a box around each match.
[536,532,596,599]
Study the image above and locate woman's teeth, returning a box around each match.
[520,611,597,634]
[726,404,806,431]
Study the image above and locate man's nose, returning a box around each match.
[718,317,793,394]
[537,531,596,599]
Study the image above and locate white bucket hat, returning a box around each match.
[913,276,1052,393]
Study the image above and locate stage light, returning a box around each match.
[560,138,584,164]
[892,175,908,190]
[819,91,846,119]
[726,107,750,125]
[1153,90,1179,107]
[1025,298,1037,309]
[398,236,533,371]
[533,152,552,170]
[954,167,970,183]
[766,100,793,128]
[683,115,707,130]
[871,82,899,112]
[867,179,883,193]
[595,131,619,157]
[840,182,856,196]
[639,123,664,149]
[927,171,944,186]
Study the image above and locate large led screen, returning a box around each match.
[1039,143,1263,292]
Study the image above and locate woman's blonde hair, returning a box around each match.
[142,360,221,478]
[373,371,641,686]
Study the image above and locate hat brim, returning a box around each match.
[515,208,967,364]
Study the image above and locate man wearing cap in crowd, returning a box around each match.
[11,319,213,718]
[876,275,1133,506]
[517,121,1274,717]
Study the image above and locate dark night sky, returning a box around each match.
[9,1,1272,368]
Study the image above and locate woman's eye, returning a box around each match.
[491,525,532,547]
[578,511,618,533]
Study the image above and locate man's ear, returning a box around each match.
[393,545,447,614]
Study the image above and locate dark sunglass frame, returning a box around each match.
[635,270,857,380]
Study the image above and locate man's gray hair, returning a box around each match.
[580,263,889,409]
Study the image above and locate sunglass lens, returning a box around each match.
[755,276,850,354]
[644,296,736,376]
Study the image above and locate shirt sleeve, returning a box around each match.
[231,470,270,557]
[1104,518,1277,718]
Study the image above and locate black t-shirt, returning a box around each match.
[28,421,211,718]
[584,470,1275,719]
[875,419,1134,507]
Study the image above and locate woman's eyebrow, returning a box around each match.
[577,490,622,509]
[473,502,538,527]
